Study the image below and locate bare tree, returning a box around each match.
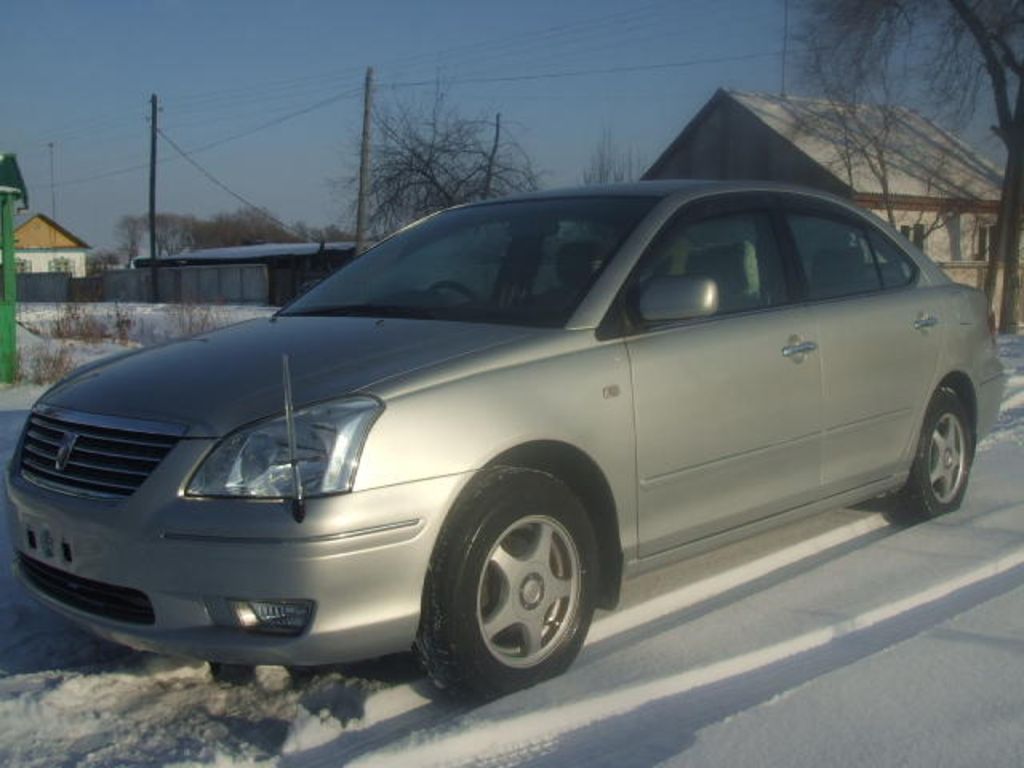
[114,214,145,260]
[86,249,123,275]
[784,71,956,240]
[366,89,538,233]
[191,209,299,249]
[115,213,197,258]
[153,213,198,257]
[291,221,355,243]
[581,128,640,185]
[798,0,1024,329]
[115,209,353,260]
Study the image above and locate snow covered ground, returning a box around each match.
[0,307,1022,767]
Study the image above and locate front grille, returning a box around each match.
[18,553,156,624]
[20,410,181,499]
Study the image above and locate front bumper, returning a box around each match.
[5,441,468,666]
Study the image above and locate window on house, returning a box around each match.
[899,225,912,239]
[16,259,32,273]
[978,224,996,262]
[912,223,926,250]
[48,257,73,273]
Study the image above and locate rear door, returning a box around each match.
[782,207,943,491]
[622,196,823,557]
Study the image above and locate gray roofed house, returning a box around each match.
[644,88,1006,269]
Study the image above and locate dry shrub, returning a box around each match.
[19,344,75,385]
[170,301,222,337]
[112,303,135,344]
[51,304,106,342]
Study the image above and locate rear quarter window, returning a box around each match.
[868,230,918,289]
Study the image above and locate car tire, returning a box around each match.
[895,388,974,523]
[416,467,598,700]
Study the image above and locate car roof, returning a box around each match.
[479,179,857,206]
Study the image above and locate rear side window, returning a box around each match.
[635,211,788,314]
[787,214,881,300]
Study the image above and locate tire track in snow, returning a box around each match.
[348,523,1024,768]
[288,516,893,766]
[587,515,890,644]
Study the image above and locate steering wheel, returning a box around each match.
[428,280,479,303]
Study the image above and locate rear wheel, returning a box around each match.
[896,388,974,522]
[416,468,597,699]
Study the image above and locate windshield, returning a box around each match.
[282,196,657,327]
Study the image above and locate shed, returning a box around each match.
[644,89,1005,265]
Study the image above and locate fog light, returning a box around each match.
[228,599,313,636]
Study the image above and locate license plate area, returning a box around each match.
[23,518,74,565]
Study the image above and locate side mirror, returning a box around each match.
[636,275,719,323]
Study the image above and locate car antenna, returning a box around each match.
[282,354,305,523]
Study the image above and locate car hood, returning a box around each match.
[39,316,538,437]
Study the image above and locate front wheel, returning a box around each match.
[416,468,597,699]
[895,388,974,522]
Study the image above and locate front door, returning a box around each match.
[623,205,823,557]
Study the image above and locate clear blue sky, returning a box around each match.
[0,0,979,250]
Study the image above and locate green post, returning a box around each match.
[0,194,16,382]
[0,153,28,384]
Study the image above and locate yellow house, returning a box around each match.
[14,213,90,277]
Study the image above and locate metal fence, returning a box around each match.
[16,272,71,303]
[17,265,269,305]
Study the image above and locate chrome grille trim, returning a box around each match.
[20,407,184,499]
[31,403,189,437]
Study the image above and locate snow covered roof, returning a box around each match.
[169,241,355,262]
[0,153,28,208]
[727,90,1003,201]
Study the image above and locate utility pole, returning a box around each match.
[781,0,789,97]
[148,93,159,302]
[355,67,374,256]
[47,142,56,219]
[483,112,501,198]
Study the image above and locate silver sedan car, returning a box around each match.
[5,181,1005,698]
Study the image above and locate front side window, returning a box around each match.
[633,210,788,315]
[283,196,656,327]
[788,214,881,300]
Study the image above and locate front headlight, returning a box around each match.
[186,396,381,498]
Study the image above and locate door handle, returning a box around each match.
[782,340,818,358]
[913,315,938,330]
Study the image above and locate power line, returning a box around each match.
[181,86,363,156]
[28,0,680,148]
[57,86,364,188]
[54,48,784,191]
[389,50,783,90]
[157,127,301,237]
[161,0,678,111]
